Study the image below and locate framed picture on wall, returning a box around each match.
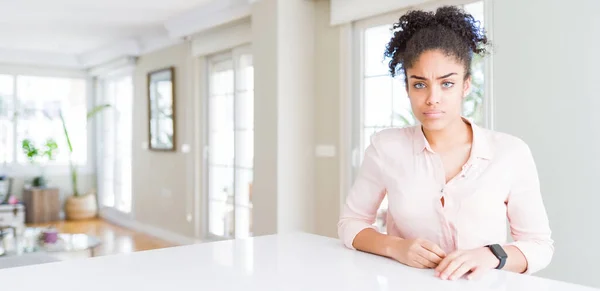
[147,66,176,151]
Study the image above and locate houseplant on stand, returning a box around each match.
[60,104,110,220]
[21,138,58,188]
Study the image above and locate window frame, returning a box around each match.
[203,44,254,241]
[0,67,94,177]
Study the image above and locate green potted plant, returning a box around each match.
[21,138,58,188]
[60,104,110,220]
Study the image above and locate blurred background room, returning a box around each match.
[0,0,599,289]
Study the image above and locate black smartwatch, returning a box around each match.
[486,244,508,269]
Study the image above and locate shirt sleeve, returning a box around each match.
[337,133,387,250]
[506,141,554,274]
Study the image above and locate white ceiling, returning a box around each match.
[0,0,215,65]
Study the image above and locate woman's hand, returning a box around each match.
[434,247,499,280]
[389,238,447,269]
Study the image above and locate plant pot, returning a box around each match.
[65,193,98,220]
[32,176,48,188]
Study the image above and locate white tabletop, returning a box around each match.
[0,232,596,291]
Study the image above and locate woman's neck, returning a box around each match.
[422,118,472,151]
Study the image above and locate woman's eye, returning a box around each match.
[442,82,454,88]
[413,83,426,89]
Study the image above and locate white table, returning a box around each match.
[0,232,596,291]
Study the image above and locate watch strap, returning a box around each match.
[486,244,507,269]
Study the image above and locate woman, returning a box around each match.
[338,6,553,281]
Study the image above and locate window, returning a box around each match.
[352,1,487,231]
[206,45,254,239]
[0,74,88,167]
[97,75,133,214]
[0,75,15,165]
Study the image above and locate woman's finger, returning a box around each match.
[448,261,476,280]
[416,252,438,268]
[435,251,460,275]
[410,257,428,269]
[420,240,447,259]
[439,256,466,280]
[417,247,443,266]
[423,249,444,265]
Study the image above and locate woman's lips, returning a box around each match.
[423,110,444,119]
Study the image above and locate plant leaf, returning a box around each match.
[59,111,73,153]
[87,104,111,120]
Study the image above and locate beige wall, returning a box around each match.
[125,0,342,241]
[252,0,318,235]
[126,0,343,240]
[132,42,197,238]
[251,0,279,236]
[313,0,341,238]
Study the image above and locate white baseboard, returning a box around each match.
[99,208,200,246]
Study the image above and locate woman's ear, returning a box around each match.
[463,75,472,98]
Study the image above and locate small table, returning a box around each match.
[0,227,102,258]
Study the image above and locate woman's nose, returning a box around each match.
[426,87,442,105]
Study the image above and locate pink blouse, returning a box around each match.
[338,121,554,274]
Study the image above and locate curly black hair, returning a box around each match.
[384,5,490,80]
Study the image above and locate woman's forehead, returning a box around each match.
[406,50,465,77]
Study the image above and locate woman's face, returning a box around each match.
[405,49,471,131]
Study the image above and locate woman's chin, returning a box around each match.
[419,118,448,131]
